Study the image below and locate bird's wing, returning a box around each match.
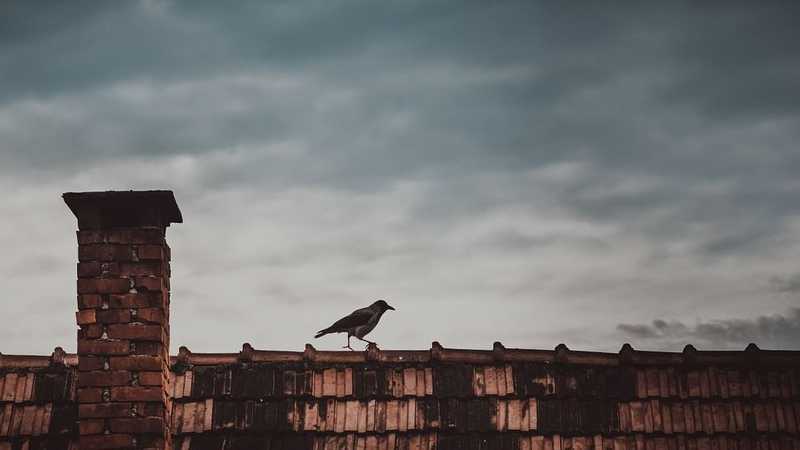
[325,307,374,332]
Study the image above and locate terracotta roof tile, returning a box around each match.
[1,343,799,448]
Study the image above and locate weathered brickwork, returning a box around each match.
[1,190,798,450]
[65,191,181,450]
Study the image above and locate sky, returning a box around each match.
[1,1,799,355]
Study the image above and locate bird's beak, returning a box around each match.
[387,305,396,311]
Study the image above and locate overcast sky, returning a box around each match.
[1,1,799,355]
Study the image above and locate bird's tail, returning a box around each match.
[314,328,330,339]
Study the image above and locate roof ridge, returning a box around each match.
[169,341,800,367]
[4,342,799,369]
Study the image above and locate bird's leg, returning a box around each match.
[356,336,376,348]
[342,335,354,351]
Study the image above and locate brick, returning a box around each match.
[79,371,132,387]
[77,388,104,403]
[136,308,164,324]
[138,372,164,387]
[77,230,107,245]
[137,245,164,261]
[110,356,162,371]
[79,419,105,435]
[80,434,134,449]
[79,403,133,418]
[110,386,162,402]
[80,324,104,339]
[96,309,131,324]
[76,309,97,325]
[77,261,122,279]
[78,244,99,261]
[141,402,165,417]
[109,417,164,434]
[132,342,164,356]
[107,229,163,245]
[79,356,107,371]
[119,262,162,277]
[78,339,129,355]
[133,277,164,292]
[99,262,121,277]
[108,293,158,308]
[108,324,162,341]
[77,278,131,294]
[78,294,103,309]
[78,244,134,262]
[78,261,102,278]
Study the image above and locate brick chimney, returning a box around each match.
[64,191,182,450]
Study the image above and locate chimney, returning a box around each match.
[64,191,182,450]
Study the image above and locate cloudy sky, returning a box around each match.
[2,1,799,355]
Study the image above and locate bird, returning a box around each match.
[315,300,396,350]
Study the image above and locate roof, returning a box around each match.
[2,343,799,449]
[0,348,76,450]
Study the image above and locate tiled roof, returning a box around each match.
[0,349,77,450]
[167,343,800,450]
[2,343,799,450]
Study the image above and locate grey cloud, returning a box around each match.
[3,0,799,190]
[617,308,800,350]
[1,1,799,354]
[770,274,800,294]
[658,2,800,120]
[616,324,659,339]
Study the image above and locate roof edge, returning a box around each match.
[4,343,798,369]
[168,342,800,367]
[0,347,77,369]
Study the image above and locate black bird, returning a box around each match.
[315,300,396,350]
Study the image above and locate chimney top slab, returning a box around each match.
[63,190,182,229]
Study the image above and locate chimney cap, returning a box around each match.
[63,190,183,229]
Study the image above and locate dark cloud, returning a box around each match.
[658,2,800,120]
[0,1,799,353]
[617,308,800,350]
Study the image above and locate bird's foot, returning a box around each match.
[342,345,355,351]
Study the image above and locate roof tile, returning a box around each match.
[1,375,17,402]
[2,345,800,448]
